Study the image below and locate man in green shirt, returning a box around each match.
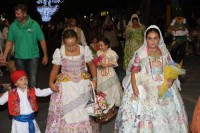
[0,4,48,87]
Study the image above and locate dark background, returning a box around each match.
[0,0,200,25]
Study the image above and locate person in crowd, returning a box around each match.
[87,18,99,43]
[123,14,145,70]
[2,19,16,71]
[169,13,189,65]
[114,25,188,132]
[188,12,197,30]
[89,36,99,57]
[102,15,119,48]
[0,70,52,133]
[0,18,4,76]
[66,18,87,46]
[0,4,48,87]
[96,37,123,107]
[45,29,99,133]
[116,15,126,49]
[117,15,126,37]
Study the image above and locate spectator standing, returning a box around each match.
[66,18,87,46]
[102,15,119,48]
[169,13,189,65]
[0,4,48,87]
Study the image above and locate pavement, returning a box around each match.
[0,43,199,132]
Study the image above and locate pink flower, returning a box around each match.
[131,65,141,72]
[97,91,106,98]
[92,55,104,66]
[135,54,140,63]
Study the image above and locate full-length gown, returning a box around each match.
[45,45,99,133]
[123,26,145,70]
[115,39,188,133]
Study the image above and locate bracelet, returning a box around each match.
[92,77,97,81]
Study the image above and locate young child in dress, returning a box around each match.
[96,37,123,107]
[0,70,52,133]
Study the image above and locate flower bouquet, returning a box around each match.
[159,61,185,97]
[92,55,104,67]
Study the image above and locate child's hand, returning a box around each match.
[49,83,59,92]
[97,62,100,66]
[166,78,174,88]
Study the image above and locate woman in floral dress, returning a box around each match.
[114,25,188,133]
[123,14,145,70]
[45,29,99,133]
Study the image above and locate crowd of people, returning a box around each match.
[0,3,200,133]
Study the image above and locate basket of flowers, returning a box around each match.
[85,83,117,123]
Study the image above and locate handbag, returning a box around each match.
[85,82,117,123]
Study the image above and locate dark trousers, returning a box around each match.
[170,42,186,65]
[15,57,39,87]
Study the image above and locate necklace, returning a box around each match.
[147,46,163,81]
[147,46,161,57]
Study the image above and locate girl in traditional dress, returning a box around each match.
[45,29,99,133]
[123,14,145,70]
[114,25,188,133]
[96,37,123,107]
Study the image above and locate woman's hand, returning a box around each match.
[131,86,139,100]
[49,82,59,92]
[166,78,174,88]
[91,79,97,89]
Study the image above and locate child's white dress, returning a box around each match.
[97,48,123,107]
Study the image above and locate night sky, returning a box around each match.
[0,0,199,23]
[0,0,129,23]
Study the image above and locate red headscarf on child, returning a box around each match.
[10,70,27,84]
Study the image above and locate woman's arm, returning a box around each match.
[131,72,139,97]
[87,61,97,88]
[49,65,60,92]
